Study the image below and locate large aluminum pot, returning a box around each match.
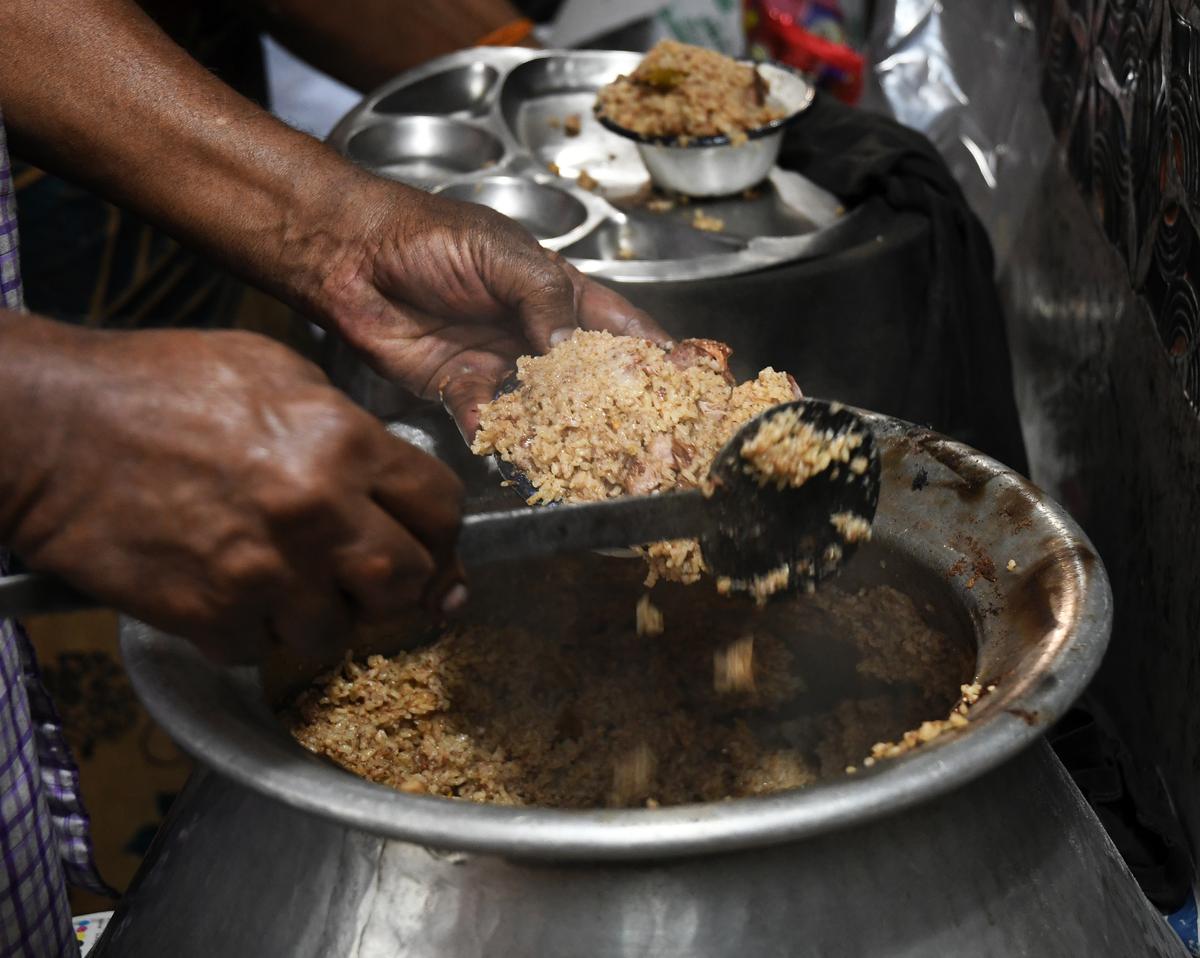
[92,411,1185,957]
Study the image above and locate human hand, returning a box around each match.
[0,320,463,664]
[2,0,658,446]
[303,177,671,438]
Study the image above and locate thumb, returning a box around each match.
[438,351,516,441]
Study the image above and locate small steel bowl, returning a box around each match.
[595,62,815,198]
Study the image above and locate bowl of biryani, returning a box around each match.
[594,40,814,197]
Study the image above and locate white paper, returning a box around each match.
[74,911,113,956]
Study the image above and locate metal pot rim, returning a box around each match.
[120,412,1111,862]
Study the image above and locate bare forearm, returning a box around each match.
[0,0,385,315]
[255,0,523,91]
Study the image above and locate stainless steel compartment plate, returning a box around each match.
[328,48,885,283]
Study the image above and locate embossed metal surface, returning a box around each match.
[1005,0,1200,869]
[87,415,1183,957]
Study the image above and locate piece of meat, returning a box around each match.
[665,338,735,383]
[696,399,725,420]
[625,434,676,494]
[671,437,697,471]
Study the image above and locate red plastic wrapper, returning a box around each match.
[744,0,865,104]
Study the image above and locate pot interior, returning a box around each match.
[279,542,977,807]
[120,412,1110,859]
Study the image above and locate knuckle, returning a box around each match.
[214,543,285,594]
[355,552,397,589]
[530,258,572,294]
[161,590,215,629]
[384,543,436,586]
[260,474,334,526]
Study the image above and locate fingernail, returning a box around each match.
[549,327,575,348]
[441,583,469,615]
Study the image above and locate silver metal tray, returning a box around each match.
[328,48,881,284]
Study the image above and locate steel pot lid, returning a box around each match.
[117,411,1111,862]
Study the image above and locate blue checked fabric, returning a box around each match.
[1,111,111,958]
[0,113,20,312]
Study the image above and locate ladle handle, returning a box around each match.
[0,572,94,618]
[457,489,710,567]
[0,490,711,618]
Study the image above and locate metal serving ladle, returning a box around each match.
[0,399,879,619]
[478,397,880,593]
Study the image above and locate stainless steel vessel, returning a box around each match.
[597,62,816,198]
[326,48,883,285]
[86,410,1186,956]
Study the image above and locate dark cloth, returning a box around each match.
[511,0,564,22]
[779,93,1029,474]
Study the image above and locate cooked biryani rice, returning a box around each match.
[290,622,808,808]
[288,570,975,809]
[596,40,785,145]
[740,407,865,489]
[471,329,800,583]
[830,511,872,543]
[864,682,992,762]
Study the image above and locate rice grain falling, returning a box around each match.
[611,742,657,806]
[714,635,756,693]
[636,594,664,636]
[692,209,725,232]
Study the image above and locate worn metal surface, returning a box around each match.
[92,746,1184,957]
[103,411,1111,859]
[82,411,1163,954]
